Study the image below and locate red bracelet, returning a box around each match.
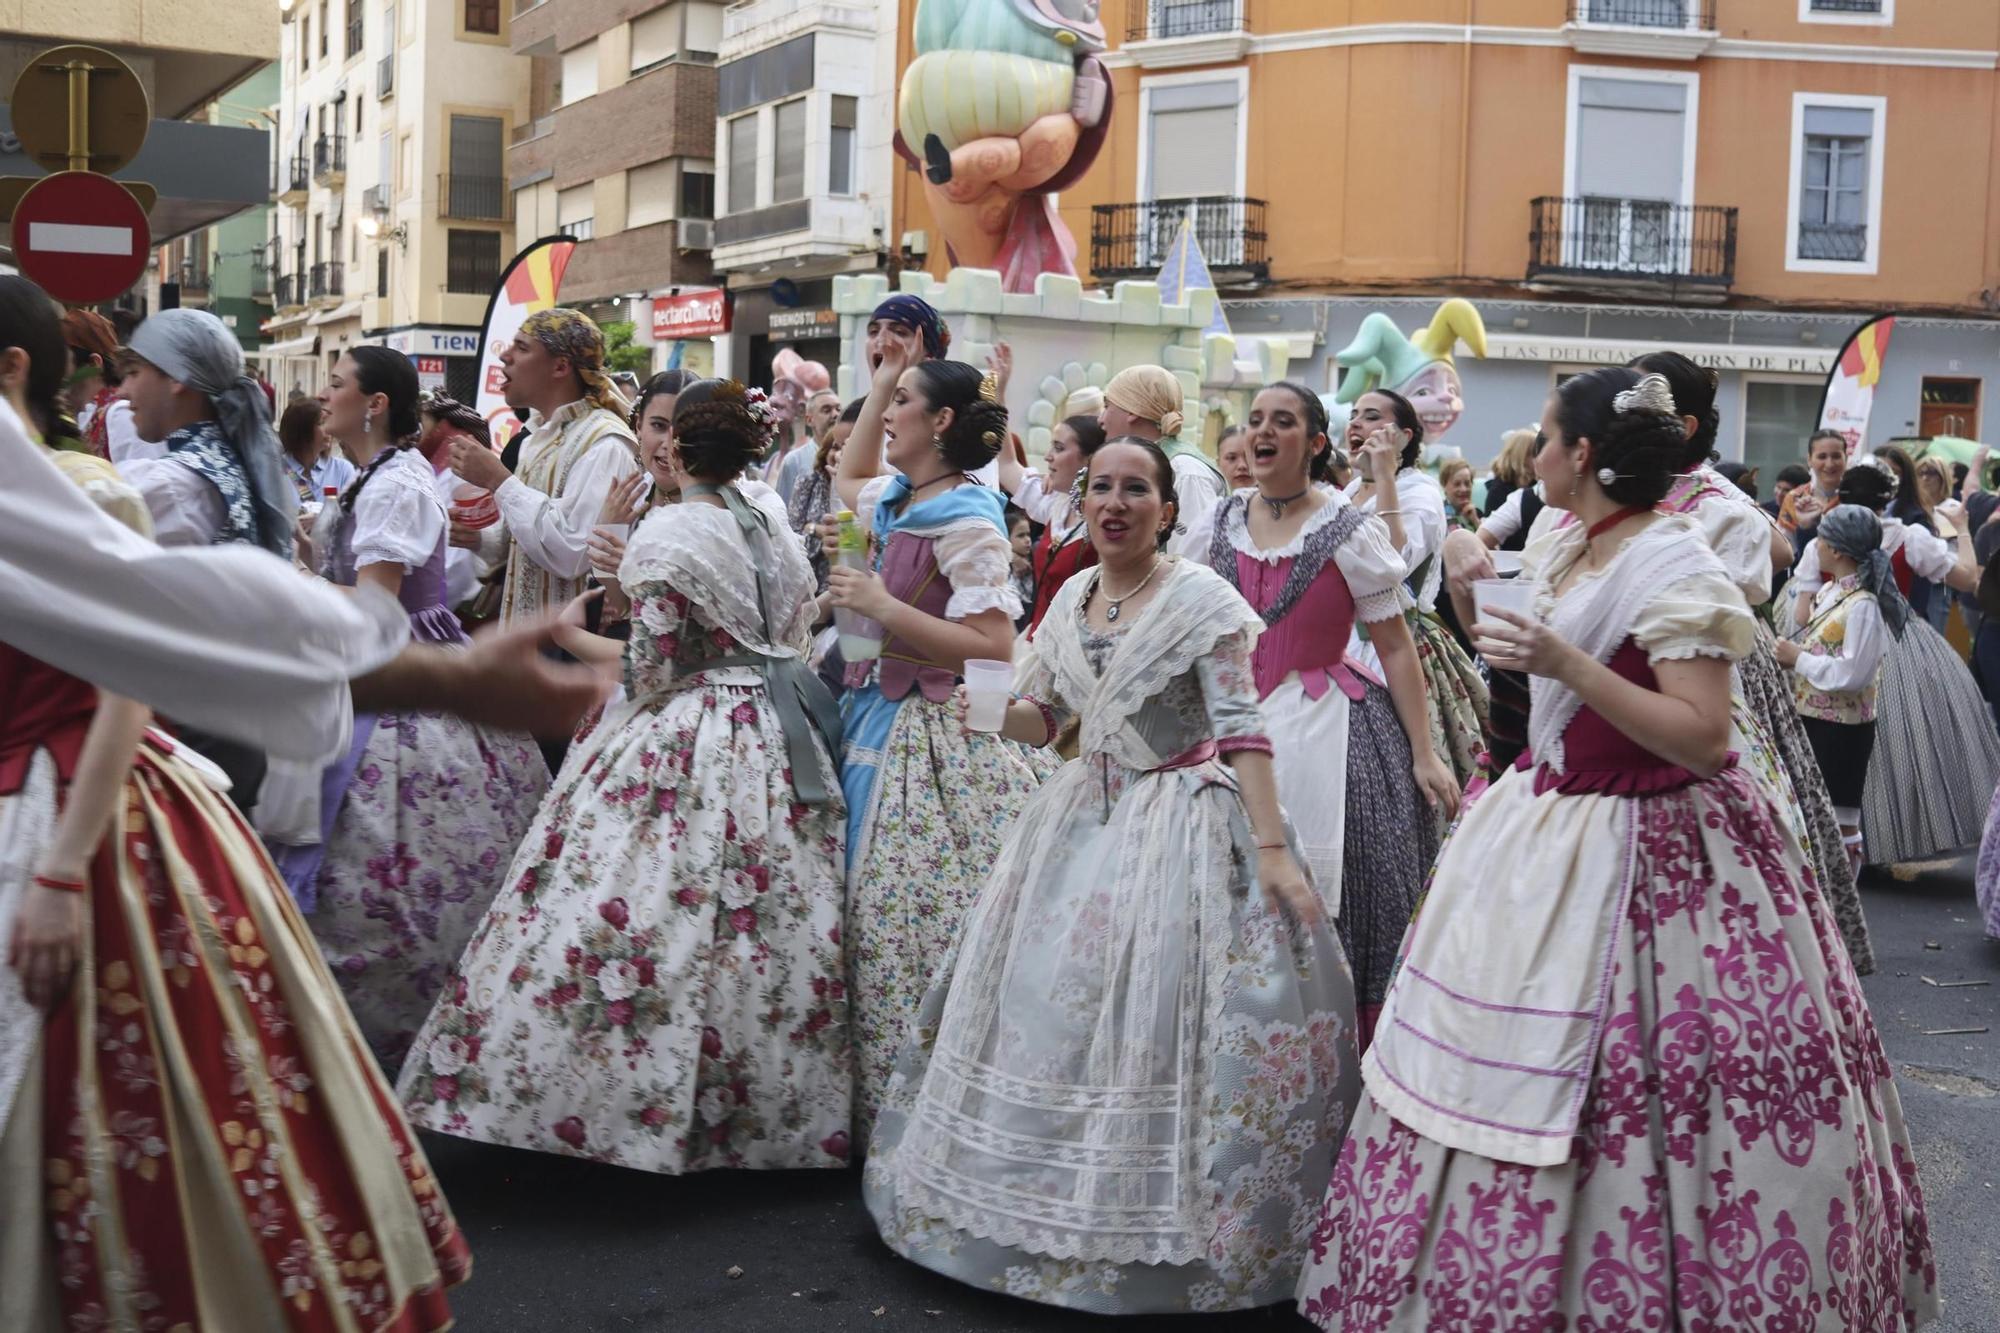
[1256,842,1288,852]
[32,872,86,894]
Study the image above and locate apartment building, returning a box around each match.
[706,0,898,382]
[509,0,721,371]
[0,3,274,302]
[895,0,2000,473]
[263,0,527,399]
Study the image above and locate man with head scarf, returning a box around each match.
[1100,363,1222,541]
[865,294,950,372]
[118,308,297,555]
[446,307,639,625]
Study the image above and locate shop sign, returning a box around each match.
[413,355,447,393]
[1485,334,1834,376]
[383,326,482,357]
[768,307,838,340]
[652,289,731,339]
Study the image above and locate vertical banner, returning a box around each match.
[474,235,579,450]
[1817,314,1897,456]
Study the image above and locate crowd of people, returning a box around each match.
[1,272,1981,1329]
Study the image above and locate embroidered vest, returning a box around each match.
[499,406,638,623]
[876,531,958,703]
[1794,583,1878,724]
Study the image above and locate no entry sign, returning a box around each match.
[12,170,149,304]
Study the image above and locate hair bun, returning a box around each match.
[1158,408,1185,438]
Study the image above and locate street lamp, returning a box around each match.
[358,212,408,250]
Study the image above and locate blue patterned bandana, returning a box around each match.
[164,419,261,548]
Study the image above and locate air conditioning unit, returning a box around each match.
[679,218,714,251]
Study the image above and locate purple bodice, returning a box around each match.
[1518,639,1707,795]
[1234,552,1372,702]
[322,496,467,646]
[876,531,956,703]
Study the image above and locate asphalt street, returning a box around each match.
[425,862,2000,1333]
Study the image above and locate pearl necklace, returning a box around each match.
[1099,557,1161,622]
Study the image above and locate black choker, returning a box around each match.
[1258,487,1310,519]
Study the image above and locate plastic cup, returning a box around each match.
[1490,549,1524,576]
[451,480,499,530]
[961,658,1014,733]
[1472,578,1537,631]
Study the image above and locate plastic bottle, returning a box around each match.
[833,510,883,662]
[308,484,341,568]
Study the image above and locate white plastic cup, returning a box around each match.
[1490,549,1524,576]
[961,658,1014,733]
[1472,578,1537,632]
[597,522,631,545]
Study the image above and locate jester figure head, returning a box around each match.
[1333,300,1489,444]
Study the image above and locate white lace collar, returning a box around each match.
[1223,486,1353,562]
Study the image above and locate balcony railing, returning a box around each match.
[1568,0,1715,27]
[438,173,512,222]
[1798,221,1868,262]
[275,271,307,308]
[1091,196,1268,283]
[313,135,346,182]
[280,152,311,197]
[309,260,345,300]
[1127,0,1248,42]
[178,263,211,293]
[1527,196,1736,291]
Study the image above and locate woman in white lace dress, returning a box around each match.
[398,379,853,1173]
[865,439,1360,1315]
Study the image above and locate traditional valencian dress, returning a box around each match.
[0,450,468,1331]
[840,474,1051,1141]
[1195,491,1435,1043]
[1792,569,1890,829]
[399,482,852,1173]
[493,399,639,624]
[1296,515,1937,1331]
[865,559,1361,1314]
[276,447,548,1067]
[1799,516,2000,864]
[1346,466,1488,788]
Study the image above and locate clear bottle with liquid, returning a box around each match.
[307,484,341,570]
[833,509,883,662]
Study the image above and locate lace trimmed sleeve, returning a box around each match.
[352,457,446,571]
[1633,568,1755,665]
[1695,499,1776,605]
[1334,515,1414,624]
[1193,627,1271,754]
[933,521,1025,621]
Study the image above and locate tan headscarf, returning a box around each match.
[1103,365,1185,438]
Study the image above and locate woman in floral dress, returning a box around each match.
[276,348,548,1067]
[865,438,1359,1314]
[830,351,1050,1141]
[1,274,467,1329]
[399,379,852,1174]
[1297,369,1936,1331]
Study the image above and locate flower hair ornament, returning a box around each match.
[978,369,1001,404]
[712,379,781,452]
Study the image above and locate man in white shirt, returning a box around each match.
[2,402,605,766]
[447,308,638,624]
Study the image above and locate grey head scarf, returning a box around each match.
[1818,503,1910,640]
[129,308,296,557]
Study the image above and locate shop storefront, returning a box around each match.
[650,289,729,379]
[370,325,484,402]
[720,279,837,388]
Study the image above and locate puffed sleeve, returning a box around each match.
[1011,630,1073,745]
[854,474,893,536]
[1632,569,1756,664]
[623,583,694,700]
[351,461,446,571]
[1332,514,1414,624]
[1899,523,1960,582]
[1193,627,1272,755]
[932,521,1024,621]
[1695,499,1775,605]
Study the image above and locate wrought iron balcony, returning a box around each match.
[279,152,311,201]
[438,173,512,222]
[1798,222,1868,263]
[309,260,345,300]
[313,135,346,184]
[1806,0,1883,12]
[1567,0,1715,27]
[274,271,307,308]
[1091,196,1268,285]
[178,262,210,294]
[1527,196,1736,294]
[1126,0,1248,43]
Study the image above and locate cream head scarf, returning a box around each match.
[1103,365,1185,438]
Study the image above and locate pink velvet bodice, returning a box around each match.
[1233,551,1372,702]
[1517,638,1706,795]
[876,531,957,703]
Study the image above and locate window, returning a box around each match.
[1786,94,1885,273]
[1919,378,1980,439]
[465,0,500,35]
[319,0,329,56]
[557,183,594,240]
[680,169,715,220]
[560,40,598,107]
[829,95,857,197]
[376,247,389,298]
[1563,69,1697,274]
[772,98,807,203]
[630,6,680,71]
[1741,379,1823,482]
[445,115,505,218]
[1141,75,1243,201]
[346,0,364,58]
[446,230,503,293]
[354,93,364,134]
[1801,0,1890,22]
[727,113,758,213]
[627,160,676,228]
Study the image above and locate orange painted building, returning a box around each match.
[889,0,2000,474]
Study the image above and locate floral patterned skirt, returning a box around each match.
[1411,611,1488,792]
[1296,768,1938,1332]
[307,710,548,1068]
[0,734,468,1332]
[840,685,1055,1144]
[397,674,852,1174]
[865,758,1361,1314]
